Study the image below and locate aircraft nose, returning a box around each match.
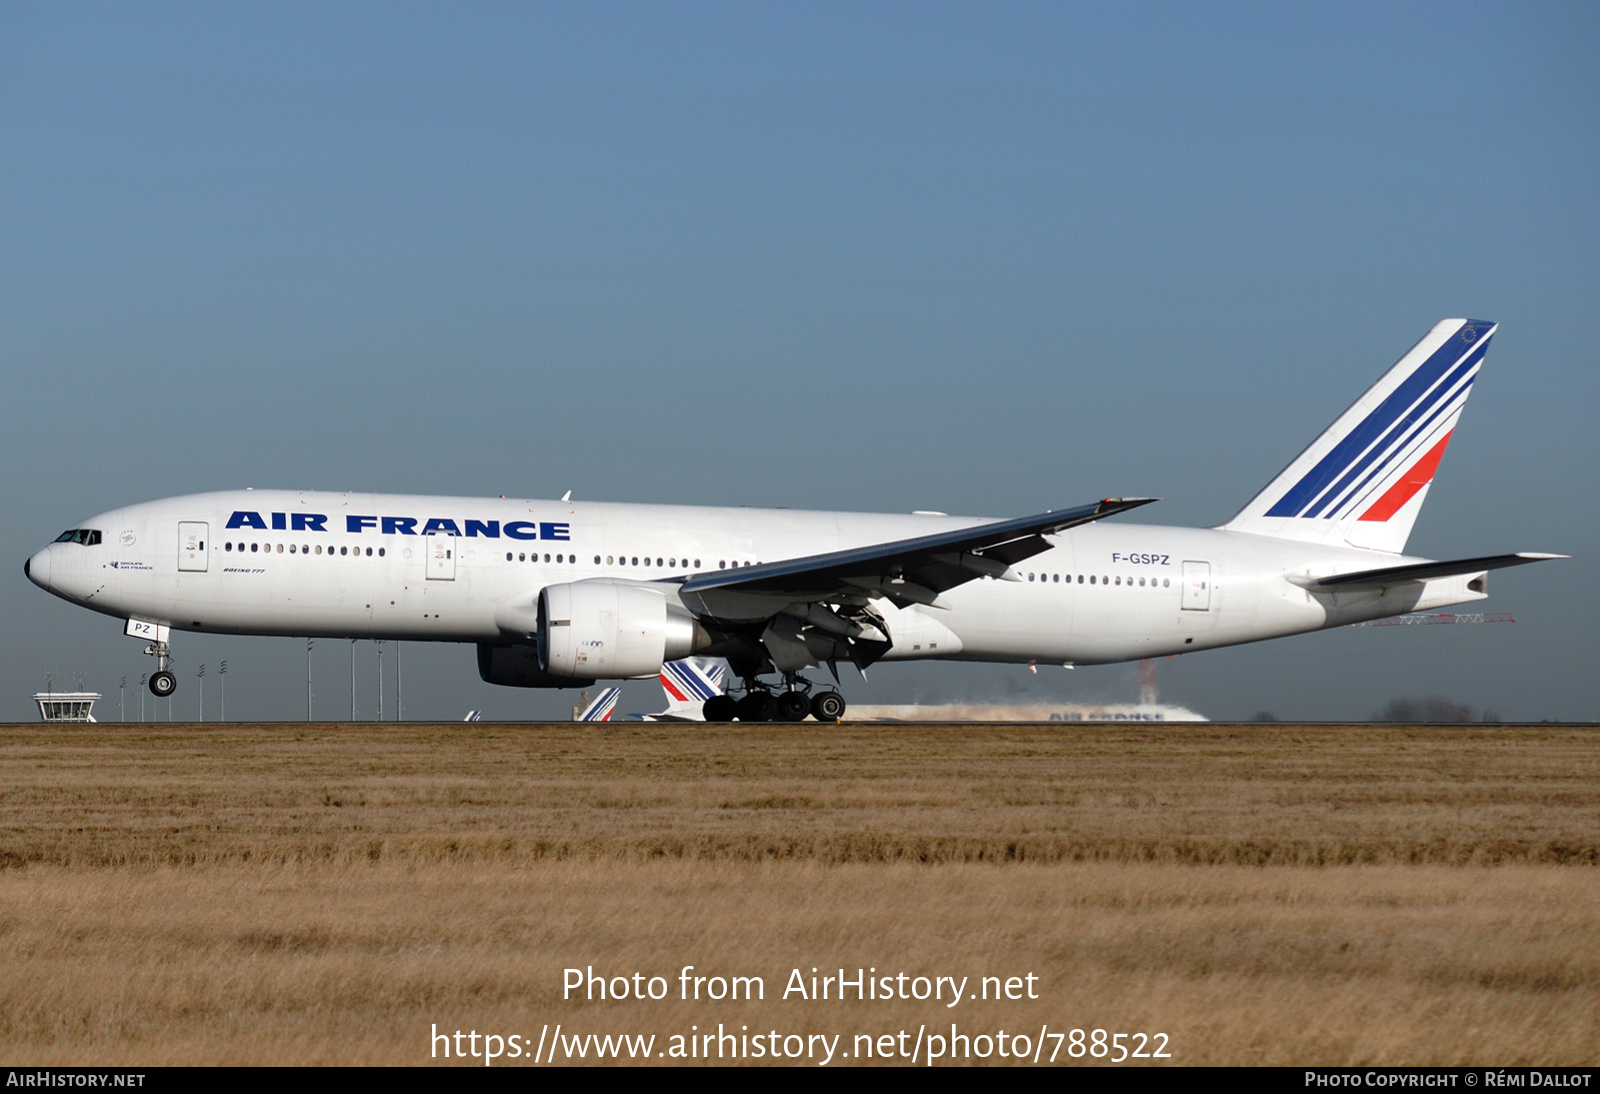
[25,547,51,590]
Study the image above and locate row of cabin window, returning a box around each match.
[224,542,385,557]
[215,543,1169,587]
[218,543,762,570]
[584,556,755,569]
[1027,572,1172,587]
[502,554,703,567]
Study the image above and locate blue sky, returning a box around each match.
[4,2,1595,722]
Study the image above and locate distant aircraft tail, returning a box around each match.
[576,687,621,722]
[1220,318,1495,554]
[573,661,727,722]
[651,658,727,720]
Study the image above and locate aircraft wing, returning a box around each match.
[1289,552,1567,591]
[679,497,1156,613]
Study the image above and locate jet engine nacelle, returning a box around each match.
[476,642,594,688]
[536,579,710,680]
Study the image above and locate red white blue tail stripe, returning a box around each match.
[577,687,620,722]
[660,658,726,705]
[1222,319,1494,554]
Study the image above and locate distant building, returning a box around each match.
[845,703,1206,723]
[34,691,100,723]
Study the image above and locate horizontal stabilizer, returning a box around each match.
[1289,552,1567,591]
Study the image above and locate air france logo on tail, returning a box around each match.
[1355,432,1454,523]
[1223,319,1495,554]
[577,688,621,722]
[1263,321,1490,522]
[660,659,726,704]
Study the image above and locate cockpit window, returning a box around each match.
[54,529,101,546]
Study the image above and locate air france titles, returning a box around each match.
[225,511,570,541]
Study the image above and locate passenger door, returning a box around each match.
[178,522,209,572]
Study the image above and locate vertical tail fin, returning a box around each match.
[1219,318,1495,554]
[576,687,620,722]
[656,658,727,718]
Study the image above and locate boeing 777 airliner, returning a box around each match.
[26,319,1563,721]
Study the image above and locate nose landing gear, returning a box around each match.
[144,639,176,697]
[126,620,179,698]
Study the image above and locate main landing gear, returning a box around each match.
[703,674,847,723]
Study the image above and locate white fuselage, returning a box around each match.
[26,488,1484,669]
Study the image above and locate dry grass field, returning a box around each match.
[0,721,1595,1066]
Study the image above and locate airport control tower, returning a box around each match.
[33,691,100,723]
